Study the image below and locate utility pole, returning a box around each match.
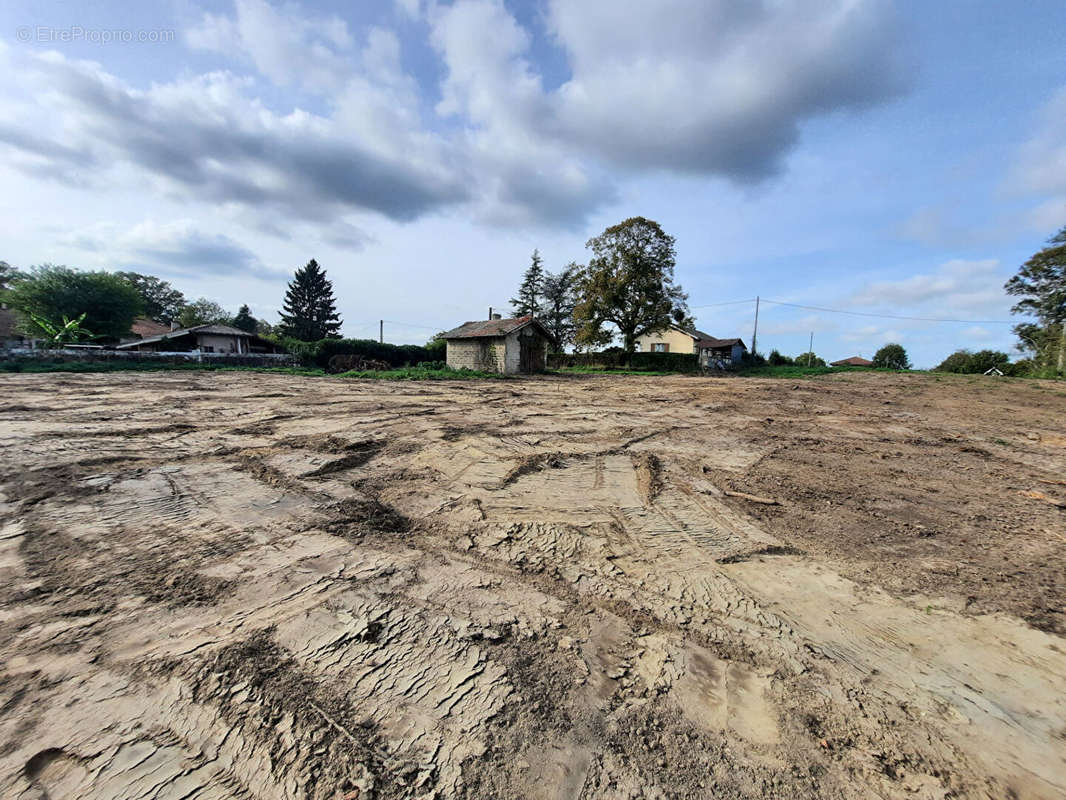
[808,331,813,367]
[379,320,383,344]
[751,296,760,357]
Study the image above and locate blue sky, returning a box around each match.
[0,0,1064,366]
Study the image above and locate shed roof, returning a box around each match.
[441,315,553,341]
[830,356,874,367]
[115,322,257,349]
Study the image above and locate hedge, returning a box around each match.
[547,351,699,372]
[280,337,436,369]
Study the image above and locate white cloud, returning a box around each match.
[849,259,1011,318]
[545,0,909,178]
[187,0,355,92]
[1011,87,1066,197]
[0,0,914,237]
[59,219,283,279]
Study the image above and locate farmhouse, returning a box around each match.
[115,323,285,354]
[830,356,874,367]
[635,324,748,367]
[441,315,554,374]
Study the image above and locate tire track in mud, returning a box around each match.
[2,372,1064,800]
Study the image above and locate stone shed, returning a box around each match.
[441,315,554,374]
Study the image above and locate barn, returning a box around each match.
[441,315,554,374]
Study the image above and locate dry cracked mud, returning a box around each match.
[0,370,1064,799]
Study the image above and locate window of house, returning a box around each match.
[652,343,669,353]
[202,346,214,353]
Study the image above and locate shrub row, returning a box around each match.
[281,337,436,369]
[547,351,699,372]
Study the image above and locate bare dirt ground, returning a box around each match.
[1,370,1064,799]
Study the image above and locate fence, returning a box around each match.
[2,347,297,368]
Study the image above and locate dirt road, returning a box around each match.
[1,371,1063,799]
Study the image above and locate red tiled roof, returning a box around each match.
[830,356,874,367]
[441,315,553,340]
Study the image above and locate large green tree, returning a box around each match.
[540,264,578,351]
[5,265,143,341]
[1005,225,1066,374]
[573,217,689,353]
[873,343,911,370]
[177,298,231,328]
[935,349,1010,374]
[231,304,258,333]
[278,259,342,340]
[115,272,186,323]
[511,249,545,317]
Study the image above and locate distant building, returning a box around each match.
[634,324,747,367]
[0,307,30,349]
[126,317,172,342]
[115,323,285,354]
[440,315,554,374]
[830,356,874,367]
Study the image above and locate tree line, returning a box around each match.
[504,216,692,353]
[505,217,1065,376]
[0,258,343,346]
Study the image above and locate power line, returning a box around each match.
[382,319,442,330]
[689,298,757,310]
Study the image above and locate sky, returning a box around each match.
[0,0,1064,367]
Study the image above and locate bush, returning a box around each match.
[548,351,698,372]
[282,337,436,369]
[873,343,911,370]
[793,352,826,368]
[767,349,792,366]
[417,360,448,370]
[935,349,1010,374]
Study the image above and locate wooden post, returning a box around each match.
[808,332,813,367]
[379,320,383,344]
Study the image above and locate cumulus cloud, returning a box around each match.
[60,220,283,279]
[1010,87,1066,232]
[0,47,468,225]
[848,259,1011,318]
[0,0,912,238]
[431,0,909,180]
[187,0,355,92]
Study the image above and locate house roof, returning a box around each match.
[698,337,745,350]
[662,324,745,351]
[441,315,553,341]
[115,322,256,349]
[130,317,171,339]
[830,356,874,367]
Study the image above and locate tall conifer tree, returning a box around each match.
[511,249,545,317]
[278,259,342,340]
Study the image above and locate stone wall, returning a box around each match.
[446,339,504,372]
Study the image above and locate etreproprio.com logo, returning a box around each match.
[16,26,176,44]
